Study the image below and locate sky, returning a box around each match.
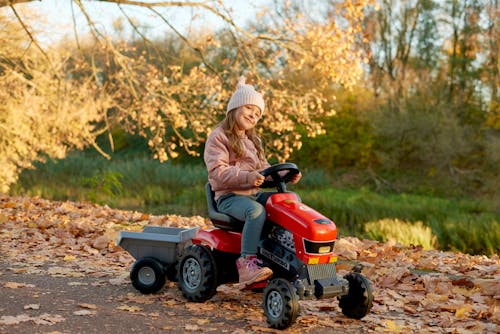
[5,0,263,47]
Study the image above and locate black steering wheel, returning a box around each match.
[260,163,300,192]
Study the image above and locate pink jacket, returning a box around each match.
[204,126,270,200]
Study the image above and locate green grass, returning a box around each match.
[365,219,437,250]
[10,153,499,255]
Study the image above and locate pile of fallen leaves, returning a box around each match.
[0,194,498,333]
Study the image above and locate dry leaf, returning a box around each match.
[92,235,110,250]
[116,305,143,312]
[32,313,65,325]
[455,304,473,318]
[73,310,96,316]
[78,303,97,310]
[4,282,35,289]
[0,314,31,325]
[185,324,199,331]
[24,304,40,310]
[385,320,403,333]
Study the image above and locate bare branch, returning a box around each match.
[9,3,52,62]
[0,0,35,7]
[147,6,220,75]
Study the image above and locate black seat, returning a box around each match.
[205,183,243,232]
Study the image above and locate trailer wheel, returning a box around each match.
[178,244,218,302]
[262,278,299,329]
[130,257,166,294]
[339,272,373,319]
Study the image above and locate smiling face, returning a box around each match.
[234,104,262,132]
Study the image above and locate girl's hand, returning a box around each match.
[290,172,302,184]
[248,171,265,187]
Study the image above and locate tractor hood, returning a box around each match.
[265,193,337,243]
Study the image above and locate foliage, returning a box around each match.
[359,0,500,197]
[1,194,499,332]
[290,87,376,170]
[296,186,499,255]
[11,154,499,255]
[365,219,437,250]
[1,0,499,253]
[80,170,124,203]
[0,0,375,192]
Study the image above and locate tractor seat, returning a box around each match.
[205,183,244,232]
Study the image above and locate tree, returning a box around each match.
[354,0,500,196]
[0,0,375,192]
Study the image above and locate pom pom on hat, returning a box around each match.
[227,76,265,114]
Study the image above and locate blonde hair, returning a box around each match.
[222,109,266,162]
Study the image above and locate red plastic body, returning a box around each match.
[266,192,337,264]
[193,228,242,254]
[193,192,338,262]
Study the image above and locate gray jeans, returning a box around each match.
[216,192,273,257]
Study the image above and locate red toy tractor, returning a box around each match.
[176,163,373,329]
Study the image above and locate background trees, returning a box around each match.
[0,0,374,192]
[0,0,498,201]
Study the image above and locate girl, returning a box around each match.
[204,77,301,288]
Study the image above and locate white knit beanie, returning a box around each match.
[227,76,265,114]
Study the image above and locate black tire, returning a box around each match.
[262,278,300,329]
[339,272,373,319]
[130,257,166,294]
[165,263,178,282]
[177,244,218,302]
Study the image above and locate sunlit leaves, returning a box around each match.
[0,194,498,332]
[0,1,375,191]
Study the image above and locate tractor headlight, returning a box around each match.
[304,240,335,254]
[318,246,332,253]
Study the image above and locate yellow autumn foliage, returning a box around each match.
[0,0,375,192]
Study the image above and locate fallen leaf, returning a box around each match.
[3,201,16,208]
[0,314,31,325]
[68,282,88,286]
[78,303,97,309]
[47,266,84,278]
[473,278,500,296]
[32,313,65,325]
[385,320,403,333]
[116,305,142,312]
[455,304,473,319]
[73,310,96,316]
[196,318,211,325]
[24,304,40,310]
[4,282,35,289]
[185,324,199,331]
[92,235,110,250]
[451,277,475,288]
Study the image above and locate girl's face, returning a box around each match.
[234,105,262,132]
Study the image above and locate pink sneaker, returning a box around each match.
[236,256,273,288]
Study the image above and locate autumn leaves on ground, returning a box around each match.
[0,194,498,333]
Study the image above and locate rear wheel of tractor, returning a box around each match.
[130,257,166,294]
[178,244,218,302]
[262,278,300,329]
[339,272,373,319]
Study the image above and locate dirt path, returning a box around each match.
[0,259,372,334]
[0,260,253,334]
[0,195,498,333]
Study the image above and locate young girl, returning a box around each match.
[204,77,301,288]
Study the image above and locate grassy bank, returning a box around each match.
[10,153,499,255]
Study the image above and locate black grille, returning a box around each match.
[304,240,335,254]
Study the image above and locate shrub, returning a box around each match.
[365,219,437,250]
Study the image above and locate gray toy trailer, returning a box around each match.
[117,226,199,293]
